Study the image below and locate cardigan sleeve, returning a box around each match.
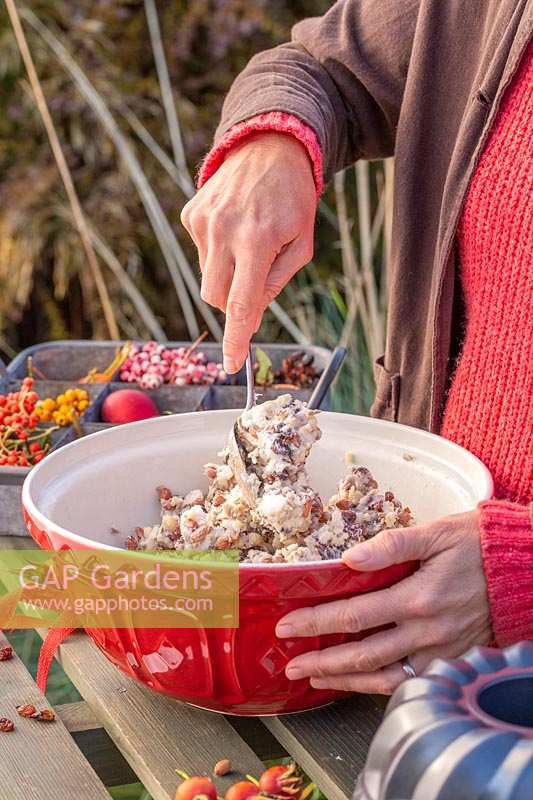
[208,0,420,182]
[479,499,533,646]
[197,111,324,196]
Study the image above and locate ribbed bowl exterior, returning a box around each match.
[23,505,414,715]
[21,408,492,716]
[354,642,533,800]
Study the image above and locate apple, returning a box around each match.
[101,389,160,424]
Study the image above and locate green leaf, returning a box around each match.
[254,347,274,386]
[329,286,347,318]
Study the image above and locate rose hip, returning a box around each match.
[259,764,303,799]
[224,782,259,800]
[0,645,13,661]
[175,776,218,800]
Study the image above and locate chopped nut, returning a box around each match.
[16,704,36,718]
[336,499,352,510]
[398,508,412,526]
[0,717,14,732]
[0,645,13,661]
[402,453,415,461]
[125,535,139,551]
[36,708,55,722]
[190,525,209,544]
[302,499,313,518]
[206,466,217,480]
[161,514,179,532]
[213,758,232,776]
[212,493,225,507]
[157,486,172,501]
[215,535,233,550]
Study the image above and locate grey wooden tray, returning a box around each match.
[1,340,332,537]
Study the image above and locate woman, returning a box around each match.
[181,0,533,693]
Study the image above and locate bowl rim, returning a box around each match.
[21,409,494,570]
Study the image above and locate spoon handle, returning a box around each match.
[308,346,347,410]
[245,347,256,410]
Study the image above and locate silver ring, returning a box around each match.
[401,656,417,679]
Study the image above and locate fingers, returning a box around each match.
[223,232,313,372]
[285,623,419,680]
[308,648,438,695]
[223,255,271,373]
[263,233,314,305]
[200,244,234,312]
[276,581,415,639]
[342,524,438,571]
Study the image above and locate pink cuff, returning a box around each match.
[197,112,324,197]
[479,499,533,646]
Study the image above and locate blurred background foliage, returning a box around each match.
[0,0,391,415]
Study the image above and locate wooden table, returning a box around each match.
[0,538,384,800]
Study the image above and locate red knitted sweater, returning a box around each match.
[198,44,533,646]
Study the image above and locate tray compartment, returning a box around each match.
[0,379,104,487]
[85,383,211,423]
[8,340,331,388]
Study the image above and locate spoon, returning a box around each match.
[227,346,347,507]
[227,348,257,506]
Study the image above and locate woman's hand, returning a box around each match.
[276,509,492,694]
[181,132,316,373]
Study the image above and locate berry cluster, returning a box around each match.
[0,378,53,467]
[35,387,90,426]
[176,762,306,800]
[276,351,318,388]
[119,341,227,389]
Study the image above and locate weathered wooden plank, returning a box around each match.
[55,699,100,733]
[55,700,287,782]
[228,715,288,762]
[0,485,28,537]
[262,696,384,800]
[0,633,110,800]
[37,631,265,800]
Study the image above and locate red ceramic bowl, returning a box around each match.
[22,410,492,715]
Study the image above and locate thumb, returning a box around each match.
[342,526,435,571]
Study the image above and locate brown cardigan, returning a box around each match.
[214,0,532,431]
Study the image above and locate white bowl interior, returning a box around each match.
[23,410,493,554]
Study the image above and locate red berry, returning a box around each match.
[18,430,28,441]
[175,777,218,800]
[224,783,259,800]
[29,443,41,453]
[7,455,17,465]
[33,453,45,464]
[259,765,303,799]
[23,377,33,388]
[0,397,5,406]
